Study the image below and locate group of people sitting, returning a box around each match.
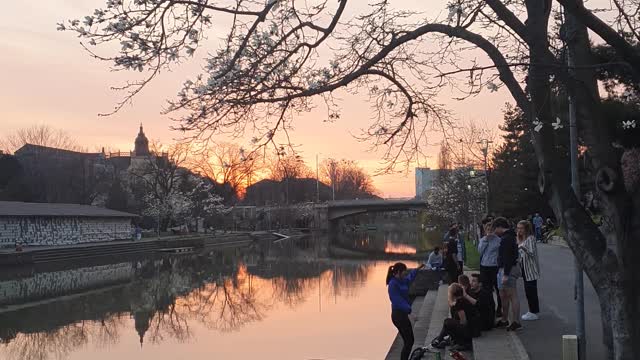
[426,216,542,352]
[429,273,495,351]
[387,217,541,360]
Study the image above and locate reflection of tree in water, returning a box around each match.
[326,261,373,299]
[0,250,375,360]
[1,316,126,360]
[179,270,269,333]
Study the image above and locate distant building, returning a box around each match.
[0,201,137,246]
[11,125,168,204]
[415,167,435,199]
[104,124,168,171]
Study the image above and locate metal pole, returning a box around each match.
[567,33,586,360]
[316,153,320,203]
[483,146,489,215]
[331,163,335,201]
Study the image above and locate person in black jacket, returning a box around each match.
[445,228,461,284]
[469,273,495,331]
[493,217,522,331]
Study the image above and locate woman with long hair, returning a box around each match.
[431,283,481,351]
[386,262,425,360]
[517,220,541,321]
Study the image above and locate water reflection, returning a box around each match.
[0,238,379,360]
[333,229,438,256]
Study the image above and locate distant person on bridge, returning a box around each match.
[387,262,425,360]
[425,246,444,270]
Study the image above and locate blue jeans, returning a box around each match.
[534,227,542,241]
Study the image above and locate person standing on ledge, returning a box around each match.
[386,262,425,360]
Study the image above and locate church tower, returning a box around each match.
[134,124,150,156]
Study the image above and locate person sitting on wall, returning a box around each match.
[425,246,444,270]
[430,283,481,351]
[457,274,471,292]
[468,273,496,331]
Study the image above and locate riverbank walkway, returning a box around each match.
[385,270,529,360]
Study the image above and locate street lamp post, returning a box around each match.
[477,139,493,215]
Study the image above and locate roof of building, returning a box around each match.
[14,144,102,158]
[0,201,138,218]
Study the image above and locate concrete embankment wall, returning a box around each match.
[0,216,132,246]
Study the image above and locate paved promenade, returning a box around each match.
[515,243,605,360]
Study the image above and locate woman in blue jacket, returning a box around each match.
[386,262,425,360]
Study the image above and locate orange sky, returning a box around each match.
[0,1,516,198]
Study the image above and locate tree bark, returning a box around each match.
[510,1,640,358]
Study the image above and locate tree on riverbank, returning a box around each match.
[321,158,378,200]
[64,1,640,357]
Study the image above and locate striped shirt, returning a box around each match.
[518,235,540,281]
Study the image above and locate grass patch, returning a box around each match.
[465,239,480,270]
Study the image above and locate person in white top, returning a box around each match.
[426,247,444,270]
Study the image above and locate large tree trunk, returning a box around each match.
[518,1,640,358]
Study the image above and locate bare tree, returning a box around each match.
[266,150,311,181]
[443,121,496,169]
[64,1,640,357]
[320,158,377,200]
[1,124,82,154]
[191,142,260,197]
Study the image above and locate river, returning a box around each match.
[0,230,436,360]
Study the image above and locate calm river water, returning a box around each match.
[0,230,435,360]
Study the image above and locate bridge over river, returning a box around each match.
[325,199,428,221]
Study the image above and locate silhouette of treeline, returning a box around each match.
[0,135,378,210]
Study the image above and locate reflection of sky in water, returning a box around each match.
[0,249,416,360]
[336,229,440,254]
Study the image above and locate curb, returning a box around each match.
[508,332,530,360]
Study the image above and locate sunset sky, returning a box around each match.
[1,1,516,198]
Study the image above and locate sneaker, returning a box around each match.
[495,320,509,328]
[521,312,539,321]
[430,339,446,349]
[507,322,523,331]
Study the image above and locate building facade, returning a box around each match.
[0,201,137,246]
[415,167,435,199]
